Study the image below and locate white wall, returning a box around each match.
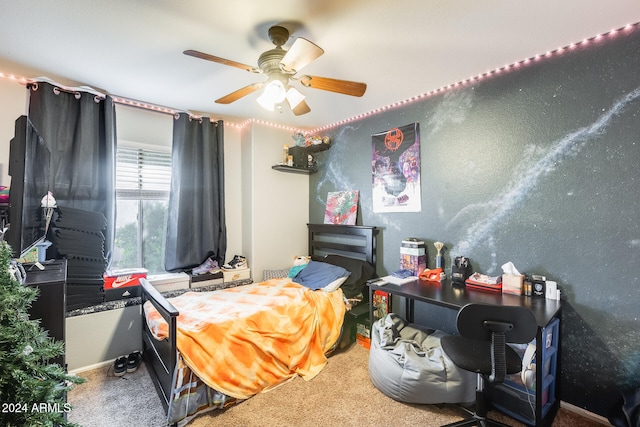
[116,104,173,148]
[241,123,309,278]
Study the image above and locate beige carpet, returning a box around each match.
[68,343,605,427]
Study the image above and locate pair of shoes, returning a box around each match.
[192,257,220,275]
[113,351,143,376]
[223,255,247,270]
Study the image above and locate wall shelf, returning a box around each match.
[272,143,330,175]
[271,164,318,174]
[305,143,330,154]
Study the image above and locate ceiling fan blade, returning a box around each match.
[215,83,263,104]
[184,49,258,73]
[300,75,366,97]
[291,99,311,116]
[280,38,324,73]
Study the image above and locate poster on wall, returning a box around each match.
[372,123,421,213]
[324,190,359,225]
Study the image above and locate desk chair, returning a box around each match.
[441,303,537,427]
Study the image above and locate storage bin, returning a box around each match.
[487,317,559,426]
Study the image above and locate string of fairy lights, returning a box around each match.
[2,21,638,136]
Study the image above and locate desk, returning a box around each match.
[25,260,67,368]
[369,278,561,427]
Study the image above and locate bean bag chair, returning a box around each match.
[369,313,476,404]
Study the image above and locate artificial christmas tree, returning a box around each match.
[0,241,84,426]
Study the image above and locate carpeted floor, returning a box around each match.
[68,343,606,427]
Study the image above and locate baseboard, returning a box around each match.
[68,358,115,375]
[560,401,609,425]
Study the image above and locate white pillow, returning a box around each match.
[321,276,349,292]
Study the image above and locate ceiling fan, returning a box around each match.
[184,25,367,115]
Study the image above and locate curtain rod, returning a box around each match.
[2,72,309,133]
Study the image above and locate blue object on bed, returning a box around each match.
[292,260,350,290]
[288,264,307,278]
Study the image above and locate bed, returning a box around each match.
[141,223,378,426]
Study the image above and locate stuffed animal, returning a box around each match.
[293,255,311,266]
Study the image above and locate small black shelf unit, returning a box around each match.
[272,143,330,174]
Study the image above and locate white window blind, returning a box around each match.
[116,146,172,199]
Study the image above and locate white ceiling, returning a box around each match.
[2,0,640,130]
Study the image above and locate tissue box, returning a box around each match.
[502,274,524,295]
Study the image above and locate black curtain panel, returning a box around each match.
[27,81,116,262]
[165,114,226,271]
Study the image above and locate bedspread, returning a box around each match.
[143,278,346,400]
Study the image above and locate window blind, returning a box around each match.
[116,146,172,199]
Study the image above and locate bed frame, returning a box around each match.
[307,223,378,267]
[140,223,378,416]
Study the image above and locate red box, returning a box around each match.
[103,268,147,290]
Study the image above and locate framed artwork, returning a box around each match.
[324,190,359,225]
[372,122,421,213]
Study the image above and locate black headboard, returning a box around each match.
[307,223,378,269]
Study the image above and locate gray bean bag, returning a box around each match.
[369,313,476,404]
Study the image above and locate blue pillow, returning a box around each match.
[292,260,350,290]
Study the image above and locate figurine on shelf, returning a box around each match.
[306,135,323,146]
[308,154,316,169]
[292,132,305,147]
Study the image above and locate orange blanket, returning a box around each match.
[144,278,346,399]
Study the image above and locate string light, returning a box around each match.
[2,21,639,136]
[308,20,640,134]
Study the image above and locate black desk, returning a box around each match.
[24,260,67,368]
[369,278,561,427]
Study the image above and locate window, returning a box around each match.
[112,146,172,274]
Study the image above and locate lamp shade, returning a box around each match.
[257,80,287,110]
[286,87,305,109]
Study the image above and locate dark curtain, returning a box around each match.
[165,114,226,271]
[27,81,116,262]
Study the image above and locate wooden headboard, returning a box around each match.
[307,223,378,268]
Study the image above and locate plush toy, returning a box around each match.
[289,255,311,278]
[293,255,311,266]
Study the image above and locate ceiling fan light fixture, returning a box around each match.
[285,87,305,109]
[256,93,275,111]
[257,80,287,110]
[264,80,287,102]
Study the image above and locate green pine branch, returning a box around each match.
[0,241,85,427]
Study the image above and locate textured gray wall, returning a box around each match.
[309,26,640,416]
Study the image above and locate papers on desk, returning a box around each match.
[381,274,417,286]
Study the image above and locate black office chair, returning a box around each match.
[441,303,538,427]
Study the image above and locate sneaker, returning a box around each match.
[114,356,127,377]
[192,257,220,275]
[126,351,143,373]
[223,255,247,270]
